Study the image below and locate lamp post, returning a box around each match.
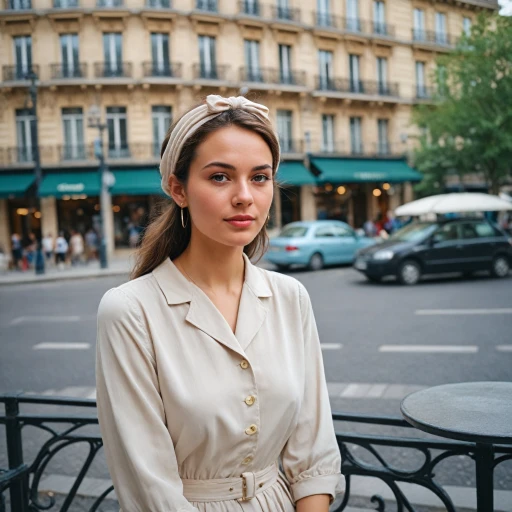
[26,70,45,275]
[87,105,110,269]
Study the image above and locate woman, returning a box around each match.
[96,95,343,512]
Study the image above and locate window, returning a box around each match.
[463,17,472,36]
[437,64,447,96]
[199,35,216,78]
[196,0,217,11]
[15,108,34,163]
[103,33,122,76]
[349,54,361,92]
[377,119,389,155]
[62,108,85,160]
[277,110,293,152]
[315,226,335,237]
[152,106,172,157]
[60,34,80,78]
[242,0,259,15]
[413,9,425,41]
[279,44,292,84]
[106,107,129,158]
[244,40,261,81]
[322,114,335,152]
[317,0,330,26]
[350,117,363,154]
[277,0,291,20]
[346,0,360,31]
[416,61,426,97]
[376,57,387,94]
[435,12,447,44]
[318,50,333,89]
[9,0,31,9]
[373,1,386,34]
[332,225,355,237]
[474,222,499,238]
[434,223,460,242]
[151,33,170,76]
[13,35,32,80]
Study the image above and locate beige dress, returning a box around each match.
[96,253,344,512]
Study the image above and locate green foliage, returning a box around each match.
[412,13,512,195]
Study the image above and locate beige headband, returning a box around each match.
[159,94,279,197]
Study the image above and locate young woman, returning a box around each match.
[96,95,343,512]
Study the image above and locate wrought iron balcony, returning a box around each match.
[239,67,306,87]
[1,147,34,165]
[372,21,395,37]
[316,140,344,154]
[371,142,405,156]
[349,143,365,156]
[142,61,182,78]
[412,29,455,46]
[94,62,132,78]
[108,145,131,159]
[196,0,217,12]
[5,0,32,9]
[416,85,434,100]
[2,65,39,82]
[96,0,123,7]
[238,0,261,16]
[279,139,304,153]
[53,0,79,7]
[314,11,341,29]
[50,63,87,79]
[343,17,367,33]
[145,0,171,7]
[271,5,301,22]
[58,144,93,161]
[193,64,230,81]
[315,77,400,97]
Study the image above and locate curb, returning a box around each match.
[0,268,130,286]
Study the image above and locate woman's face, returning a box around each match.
[173,125,274,250]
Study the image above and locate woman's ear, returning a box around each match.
[168,175,187,207]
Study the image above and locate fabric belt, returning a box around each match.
[182,462,279,503]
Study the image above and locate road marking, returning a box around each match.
[33,342,90,350]
[321,343,342,350]
[379,345,478,353]
[11,316,82,325]
[327,382,426,400]
[416,308,512,316]
[496,345,512,352]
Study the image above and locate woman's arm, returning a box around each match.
[296,494,331,512]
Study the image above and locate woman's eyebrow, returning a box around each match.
[202,162,272,171]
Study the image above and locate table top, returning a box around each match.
[401,382,512,445]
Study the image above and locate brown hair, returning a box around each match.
[131,104,280,280]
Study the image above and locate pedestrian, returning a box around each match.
[85,228,98,262]
[42,233,54,265]
[10,233,23,271]
[24,232,37,269]
[363,218,377,237]
[70,230,84,266]
[54,231,68,270]
[96,95,343,512]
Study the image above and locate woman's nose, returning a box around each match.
[232,181,254,206]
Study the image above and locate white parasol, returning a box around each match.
[395,193,512,217]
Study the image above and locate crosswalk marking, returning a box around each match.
[379,345,478,353]
[496,345,512,352]
[415,308,512,316]
[33,342,91,350]
[321,343,342,350]
[11,316,82,325]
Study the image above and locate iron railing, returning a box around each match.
[50,63,87,79]
[314,11,341,29]
[315,77,400,97]
[94,62,132,78]
[145,0,171,7]
[142,61,182,78]
[372,21,395,37]
[2,65,39,82]
[1,395,511,512]
[412,29,456,46]
[416,85,435,100]
[192,64,230,81]
[271,5,301,22]
[57,144,93,161]
[53,0,79,7]
[239,67,306,86]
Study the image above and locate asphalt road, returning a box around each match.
[0,265,511,507]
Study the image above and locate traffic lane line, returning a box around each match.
[33,343,91,350]
[416,308,512,315]
[379,345,478,353]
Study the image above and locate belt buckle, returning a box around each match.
[239,473,252,502]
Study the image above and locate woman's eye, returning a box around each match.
[211,174,228,183]
[253,174,271,183]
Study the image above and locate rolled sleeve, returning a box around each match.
[281,282,344,504]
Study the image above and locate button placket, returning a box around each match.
[238,356,259,468]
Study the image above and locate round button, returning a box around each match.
[245,424,258,435]
[242,456,253,465]
[245,395,256,406]
[240,360,249,369]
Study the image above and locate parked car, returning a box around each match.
[265,221,376,271]
[354,218,512,285]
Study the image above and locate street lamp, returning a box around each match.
[87,105,112,269]
[26,70,45,275]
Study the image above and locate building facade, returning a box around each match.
[0,0,499,255]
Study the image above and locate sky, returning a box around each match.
[499,0,512,15]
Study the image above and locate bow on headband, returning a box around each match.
[159,95,277,197]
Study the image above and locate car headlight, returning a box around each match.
[373,250,394,260]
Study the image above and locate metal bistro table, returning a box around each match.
[401,382,512,512]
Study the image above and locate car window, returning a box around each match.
[460,223,478,240]
[279,226,308,238]
[389,222,438,242]
[434,223,460,242]
[474,222,498,238]
[331,225,355,237]
[315,226,335,237]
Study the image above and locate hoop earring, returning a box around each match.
[181,204,188,229]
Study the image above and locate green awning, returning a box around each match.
[111,169,163,196]
[0,174,34,198]
[311,158,423,183]
[39,172,100,198]
[276,162,317,186]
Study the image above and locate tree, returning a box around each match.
[412,13,512,195]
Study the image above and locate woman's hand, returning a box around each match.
[296,494,331,512]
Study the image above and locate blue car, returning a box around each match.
[265,220,376,271]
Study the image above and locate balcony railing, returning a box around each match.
[315,77,399,97]
[94,62,132,78]
[58,144,92,161]
[2,65,39,82]
[50,63,87,79]
[145,0,171,7]
[271,5,301,22]
[142,61,182,78]
[108,145,131,159]
[53,0,79,7]
[238,0,261,16]
[193,64,230,80]
[5,0,31,9]
[196,0,217,12]
[279,139,304,153]
[314,11,341,29]
[239,67,306,86]
[412,29,455,46]
[0,147,34,165]
[416,85,434,100]
[343,17,366,33]
[372,21,395,37]
[96,0,123,7]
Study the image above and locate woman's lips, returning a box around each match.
[225,219,254,228]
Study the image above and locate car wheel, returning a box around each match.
[490,255,510,278]
[398,260,421,285]
[366,275,382,283]
[275,264,290,271]
[309,253,324,271]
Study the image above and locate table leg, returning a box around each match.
[474,443,494,512]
